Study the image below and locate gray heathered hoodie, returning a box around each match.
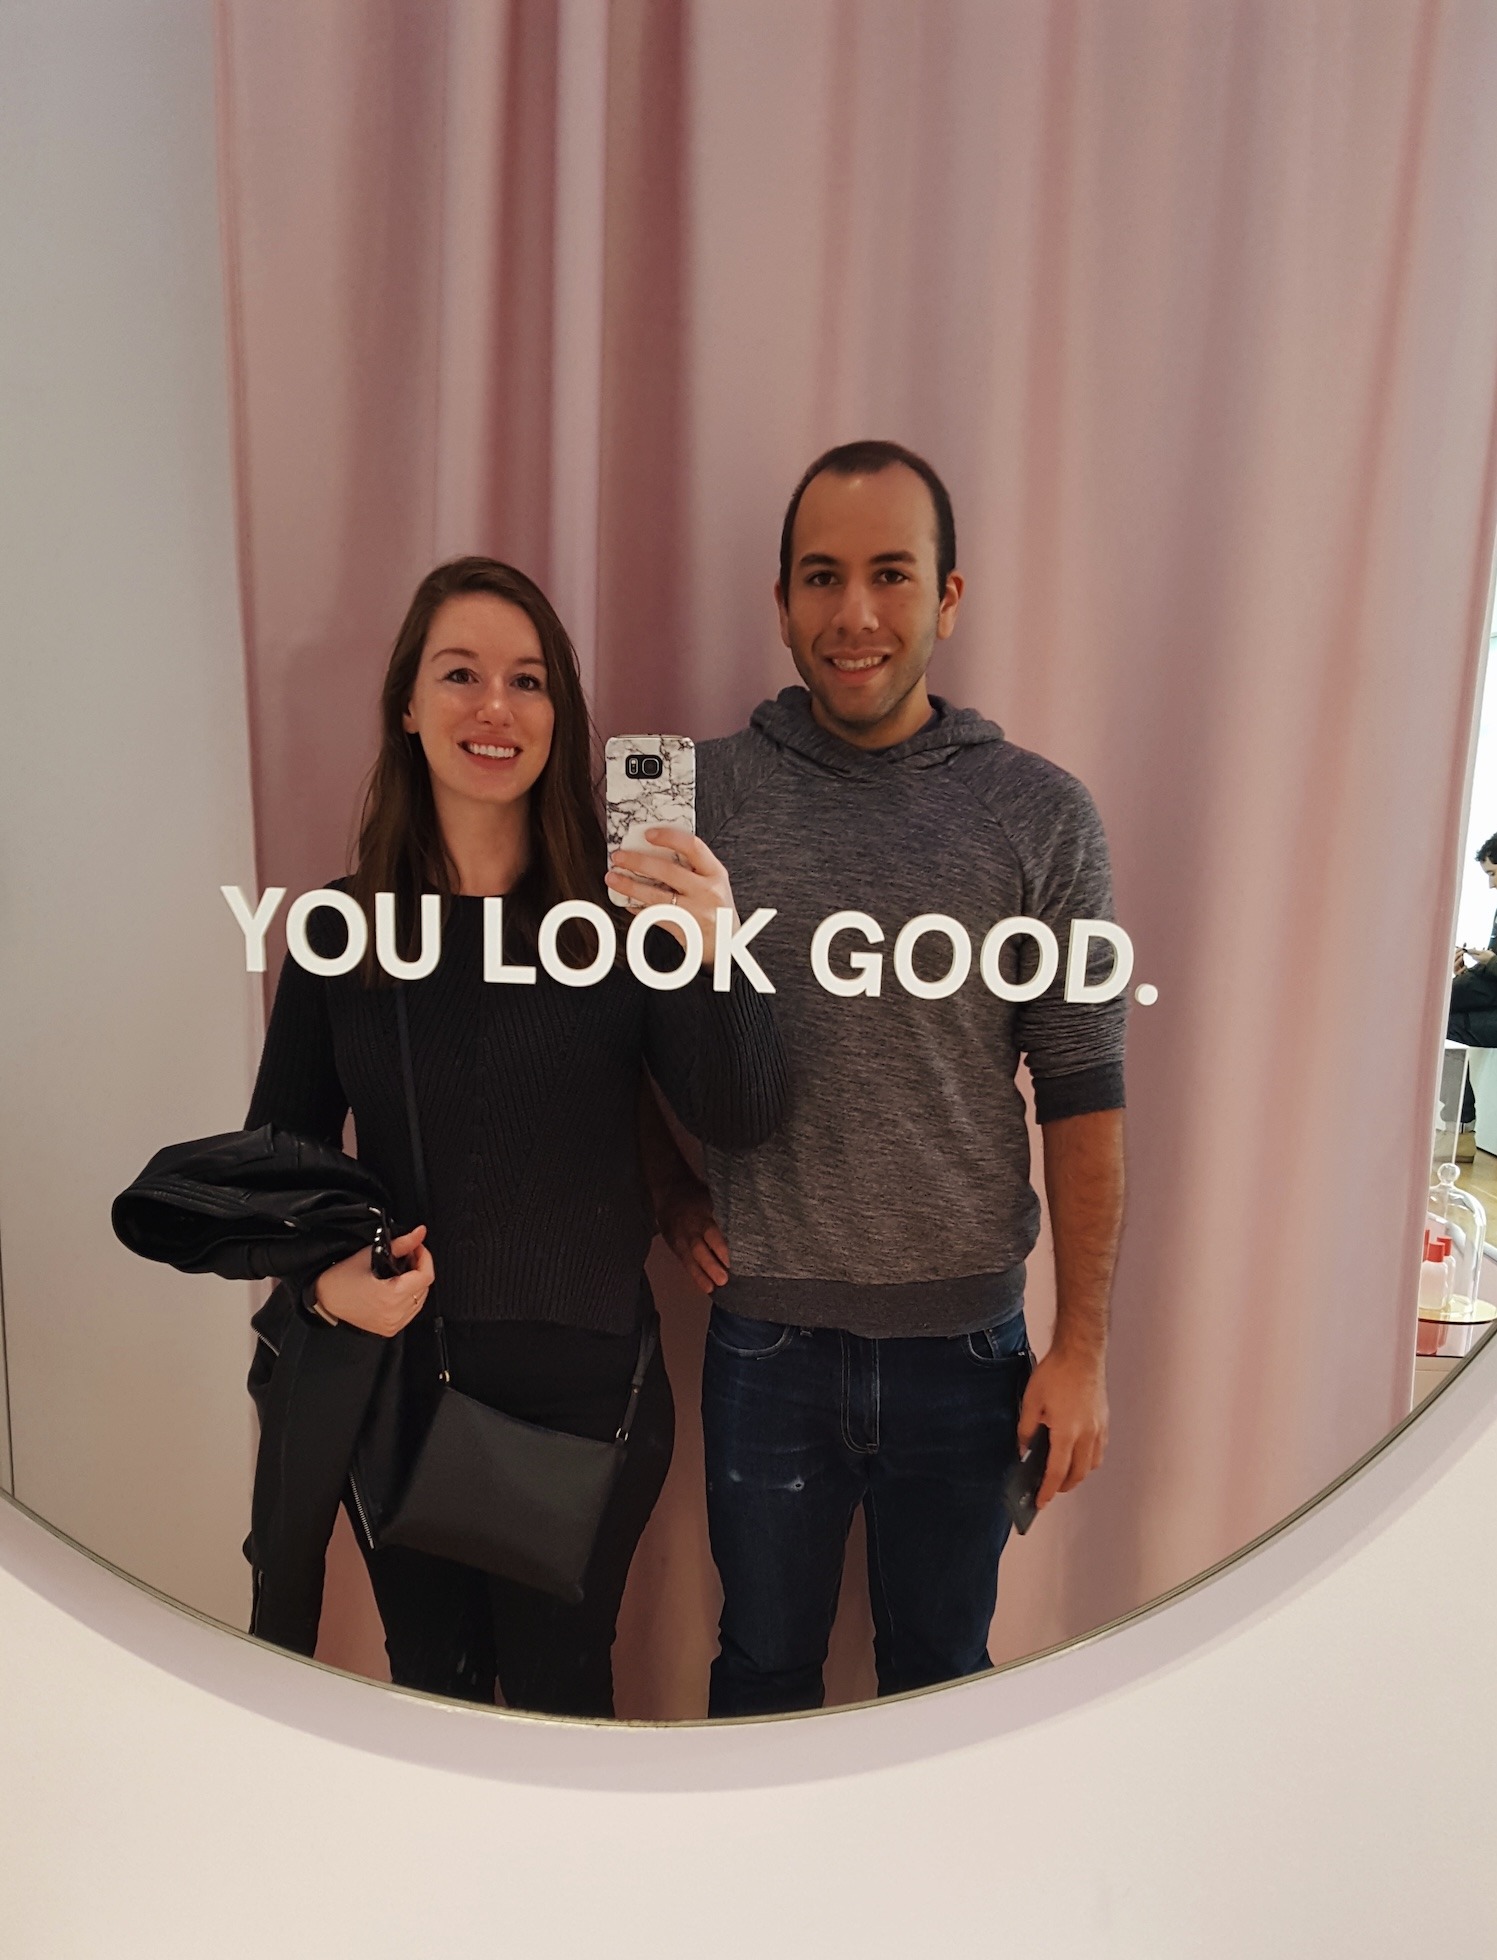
[696,686,1126,1338]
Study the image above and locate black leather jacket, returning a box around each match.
[113,1125,409,1655]
[246,1285,421,1654]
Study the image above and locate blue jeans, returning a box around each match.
[702,1304,1032,1716]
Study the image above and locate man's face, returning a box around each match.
[776,464,963,749]
[1483,858,1497,890]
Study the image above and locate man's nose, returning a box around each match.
[833,579,880,635]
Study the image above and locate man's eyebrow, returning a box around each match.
[795,548,920,571]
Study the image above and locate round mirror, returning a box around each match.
[5,0,1497,1727]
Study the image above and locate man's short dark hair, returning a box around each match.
[778,440,957,599]
[1478,833,1497,866]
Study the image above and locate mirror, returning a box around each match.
[5,1,1497,1726]
[1420,658,1497,1398]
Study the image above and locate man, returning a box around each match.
[650,440,1127,1716]
[1448,835,1497,1125]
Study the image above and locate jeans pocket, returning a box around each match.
[964,1313,1030,1368]
[708,1306,796,1359]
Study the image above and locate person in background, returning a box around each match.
[627,441,1127,1716]
[1448,833,1497,1128]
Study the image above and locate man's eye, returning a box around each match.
[804,571,835,587]
[875,568,909,584]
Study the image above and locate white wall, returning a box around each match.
[1458,631,1497,948]
[0,1,259,1620]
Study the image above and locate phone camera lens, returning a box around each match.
[641,755,663,778]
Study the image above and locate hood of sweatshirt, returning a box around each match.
[748,685,1005,779]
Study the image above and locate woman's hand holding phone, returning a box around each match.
[313,1224,434,1338]
[605,827,738,965]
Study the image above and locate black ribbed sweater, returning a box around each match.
[245,895,786,1334]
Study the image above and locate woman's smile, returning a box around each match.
[459,739,521,762]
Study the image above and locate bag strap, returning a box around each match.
[615,1317,659,1444]
[395,984,447,1380]
[394,983,430,1220]
[395,981,657,1419]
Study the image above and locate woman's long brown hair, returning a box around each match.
[350,557,605,973]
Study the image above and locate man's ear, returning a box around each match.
[774,579,792,650]
[935,570,965,641]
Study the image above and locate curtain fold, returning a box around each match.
[218,0,1497,1716]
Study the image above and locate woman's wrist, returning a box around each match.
[653,1174,710,1227]
[303,1275,339,1326]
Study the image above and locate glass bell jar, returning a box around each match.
[1417,1162,1493,1358]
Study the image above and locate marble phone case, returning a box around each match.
[604,734,696,908]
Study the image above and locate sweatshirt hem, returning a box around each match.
[714,1263,1025,1339]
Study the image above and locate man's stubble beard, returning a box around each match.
[793,614,939,743]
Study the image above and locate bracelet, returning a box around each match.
[303,1280,339,1328]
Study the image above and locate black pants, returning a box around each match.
[359,1317,674,1717]
[1448,968,1497,1121]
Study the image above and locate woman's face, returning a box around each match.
[402,593,556,816]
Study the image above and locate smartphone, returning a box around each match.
[369,1216,408,1280]
[604,735,696,909]
[1001,1425,1050,1535]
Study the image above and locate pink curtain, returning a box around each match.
[217,0,1497,1717]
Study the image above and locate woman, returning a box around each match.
[245,555,784,1715]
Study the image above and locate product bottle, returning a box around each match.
[1418,1212,1453,1318]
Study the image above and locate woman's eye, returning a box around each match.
[514,672,545,691]
[440,666,478,684]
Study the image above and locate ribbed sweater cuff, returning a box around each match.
[1032,1061,1125,1124]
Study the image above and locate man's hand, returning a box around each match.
[656,1181,730,1294]
[1025,1106,1125,1511]
[1018,1346,1109,1509]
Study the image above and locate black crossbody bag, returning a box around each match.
[376,987,658,1604]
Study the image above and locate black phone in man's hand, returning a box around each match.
[1002,1426,1050,1535]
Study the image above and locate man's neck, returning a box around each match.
[808,682,936,752]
